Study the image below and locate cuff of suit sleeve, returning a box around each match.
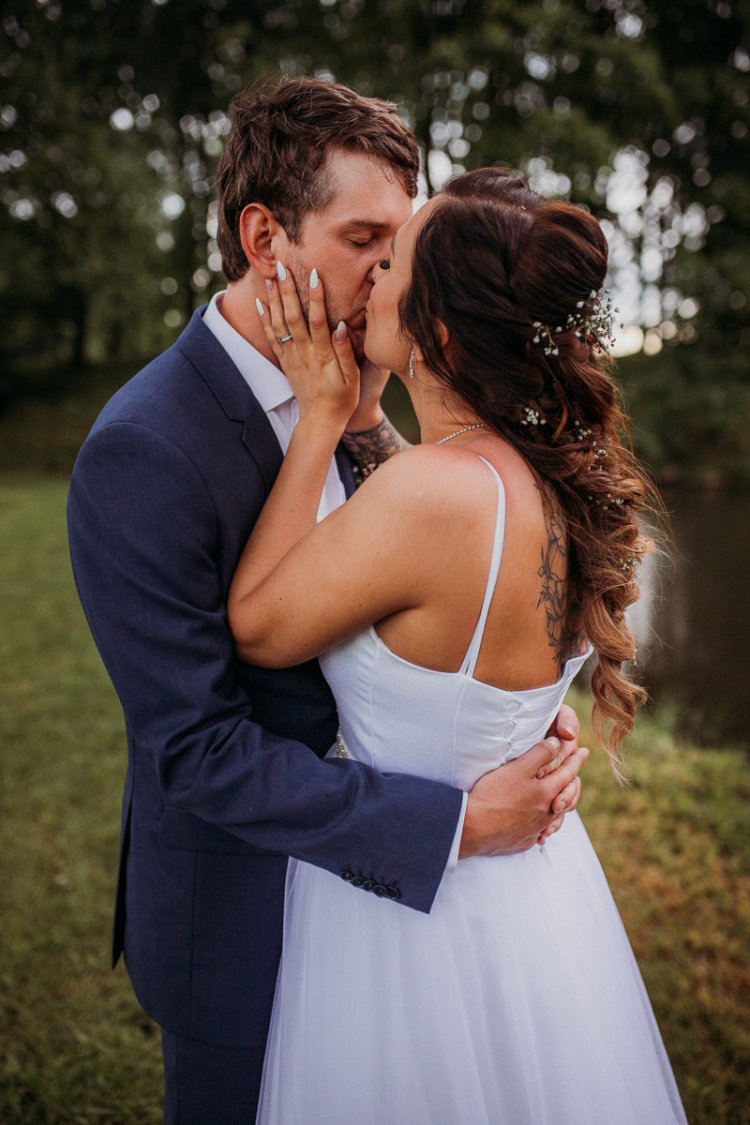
[445,791,468,873]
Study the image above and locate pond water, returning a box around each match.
[627,489,750,750]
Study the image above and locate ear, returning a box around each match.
[413,319,450,362]
[239,203,287,279]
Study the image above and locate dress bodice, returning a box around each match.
[320,457,592,792]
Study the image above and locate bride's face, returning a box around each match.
[363,197,439,378]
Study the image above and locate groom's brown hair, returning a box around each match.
[216,75,420,282]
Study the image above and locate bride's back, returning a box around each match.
[374,436,579,694]
[320,440,591,789]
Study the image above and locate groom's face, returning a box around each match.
[277,148,413,354]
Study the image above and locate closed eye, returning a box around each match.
[348,239,374,248]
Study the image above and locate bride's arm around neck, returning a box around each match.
[227,443,491,669]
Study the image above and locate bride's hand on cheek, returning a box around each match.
[256,265,360,436]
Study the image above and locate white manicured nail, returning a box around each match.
[255,298,265,317]
[309,267,319,290]
[334,320,347,340]
[276,261,287,282]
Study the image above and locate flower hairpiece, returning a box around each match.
[520,406,546,427]
[531,322,562,357]
[531,288,621,356]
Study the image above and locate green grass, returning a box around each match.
[571,691,750,1123]
[0,478,162,1122]
[1,476,748,1122]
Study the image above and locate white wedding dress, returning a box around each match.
[256,458,687,1125]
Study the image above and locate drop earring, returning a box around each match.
[408,350,416,379]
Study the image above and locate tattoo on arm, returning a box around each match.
[341,416,411,485]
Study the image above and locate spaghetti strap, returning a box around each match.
[458,456,507,678]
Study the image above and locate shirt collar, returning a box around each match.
[202,291,294,414]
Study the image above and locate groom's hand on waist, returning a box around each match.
[459,709,589,858]
[536,702,585,845]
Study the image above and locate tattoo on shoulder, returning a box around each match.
[536,490,572,663]
[341,416,411,485]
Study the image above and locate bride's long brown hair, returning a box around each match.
[400,168,659,771]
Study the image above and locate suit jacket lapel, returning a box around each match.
[177,307,283,492]
[335,445,356,498]
[177,307,356,498]
[241,414,284,493]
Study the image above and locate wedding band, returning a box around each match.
[276,334,293,344]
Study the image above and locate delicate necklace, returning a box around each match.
[436,424,489,446]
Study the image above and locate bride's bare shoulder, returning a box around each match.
[355,442,508,522]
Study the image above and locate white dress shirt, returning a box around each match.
[203,291,466,869]
[202,292,346,522]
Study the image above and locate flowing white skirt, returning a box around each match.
[256,811,686,1124]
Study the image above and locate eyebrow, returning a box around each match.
[339,220,391,232]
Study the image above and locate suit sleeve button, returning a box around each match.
[363,880,375,891]
[341,869,354,882]
[386,886,401,900]
[352,876,365,887]
[373,884,387,897]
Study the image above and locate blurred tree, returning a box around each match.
[611,0,750,484]
[1,0,748,481]
[1,1,170,391]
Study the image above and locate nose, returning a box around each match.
[368,233,392,280]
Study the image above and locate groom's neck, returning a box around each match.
[221,278,279,367]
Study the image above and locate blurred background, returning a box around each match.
[2,0,750,744]
[1,1,749,1121]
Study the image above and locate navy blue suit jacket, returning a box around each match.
[67,309,463,1049]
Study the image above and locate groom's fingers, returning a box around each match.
[523,736,563,779]
[544,747,589,813]
[538,812,565,844]
[550,702,580,744]
[551,775,582,817]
